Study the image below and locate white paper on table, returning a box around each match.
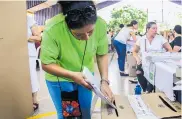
[127,95,158,119]
[82,67,117,109]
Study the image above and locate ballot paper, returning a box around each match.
[82,67,117,109]
[128,95,158,119]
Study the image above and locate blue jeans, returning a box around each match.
[46,80,92,119]
[113,40,126,72]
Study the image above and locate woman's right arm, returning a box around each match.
[42,63,92,89]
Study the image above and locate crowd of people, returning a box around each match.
[107,20,181,92]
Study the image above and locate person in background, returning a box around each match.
[138,32,143,37]
[168,30,175,44]
[111,24,124,52]
[40,1,114,119]
[108,29,112,36]
[35,42,41,70]
[170,25,182,52]
[110,31,115,38]
[136,32,142,41]
[35,29,44,70]
[133,22,172,93]
[27,14,41,111]
[113,20,138,76]
[107,31,112,52]
[119,24,124,29]
[160,31,164,37]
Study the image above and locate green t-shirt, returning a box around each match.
[40,14,108,82]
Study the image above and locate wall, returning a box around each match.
[0,1,33,119]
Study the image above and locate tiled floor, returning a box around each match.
[32,53,137,119]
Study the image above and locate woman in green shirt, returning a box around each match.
[40,1,114,119]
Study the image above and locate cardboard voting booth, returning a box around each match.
[142,93,181,119]
[101,95,137,119]
[102,93,181,119]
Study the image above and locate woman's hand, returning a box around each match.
[28,35,41,43]
[100,82,115,103]
[71,72,92,90]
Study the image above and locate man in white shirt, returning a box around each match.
[27,14,41,111]
[133,22,172,92]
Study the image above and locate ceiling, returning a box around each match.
[27,0,121,13]
[169,0,182,5]
[27,0,181,13]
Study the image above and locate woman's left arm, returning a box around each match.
[96,54,108,82]
[96,54,114,102]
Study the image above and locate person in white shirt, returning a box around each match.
[27,15,41,111]
[107,31,112,52]
[113,20,138,76]
[133,22,172,92]
[171,25,182,52]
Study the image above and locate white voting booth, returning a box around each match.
[142,52,181,101]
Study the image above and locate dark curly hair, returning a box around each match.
[57,1,97,29]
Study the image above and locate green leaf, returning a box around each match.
[108,5,147,33]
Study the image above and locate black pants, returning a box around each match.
[136,64,154,92]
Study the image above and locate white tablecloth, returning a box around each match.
[154,61,177,101]
[143,59,181,101]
